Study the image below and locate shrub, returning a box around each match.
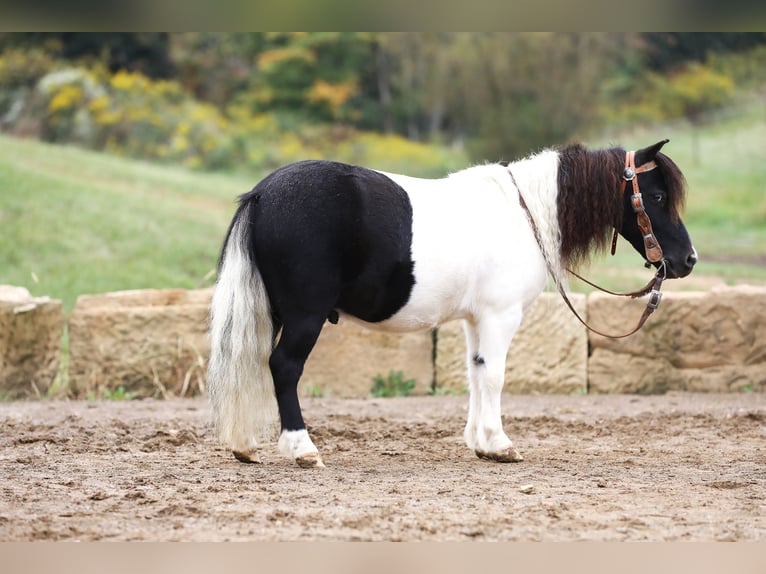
[1,57,468,175]
[371,370,416,398]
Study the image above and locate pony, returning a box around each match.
[207,139,696,468]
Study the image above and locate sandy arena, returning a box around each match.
[0,393,764,541]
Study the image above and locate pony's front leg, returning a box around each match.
[463,312,524,463]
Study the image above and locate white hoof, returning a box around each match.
[278,429,322,466]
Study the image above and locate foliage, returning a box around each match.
[707,44,766,90]
[371,370,416,398]
[2,33,765,167]
[302,384,325,398]
[648,63,735,124]
[0,47,466,175]
[640,32,766,72]
[1,33,175,79]
[599,60,737,129]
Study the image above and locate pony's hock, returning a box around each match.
[208,139,697,468]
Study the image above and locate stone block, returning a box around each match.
[68,288,212,398]
[301,318,434,397]
[588,285,766,393]
[0,285,64,399]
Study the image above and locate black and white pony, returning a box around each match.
[208,140,696,468]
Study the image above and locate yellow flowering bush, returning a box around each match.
[598,60,737,129]
[3,58,467,174]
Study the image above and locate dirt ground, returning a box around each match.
[0,393,764,541]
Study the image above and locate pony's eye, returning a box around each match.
[652,193,665,205]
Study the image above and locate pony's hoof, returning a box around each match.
[296,452,325,468]
[232,449,261,464]
[475,447,524,463]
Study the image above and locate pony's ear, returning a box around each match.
[635,139,670,165]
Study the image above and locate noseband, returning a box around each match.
[513,150,667,339]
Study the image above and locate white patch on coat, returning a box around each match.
[366,149,561,333]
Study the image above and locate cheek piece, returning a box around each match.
[620,150,663,263]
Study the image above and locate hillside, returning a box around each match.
[0,136,249,311]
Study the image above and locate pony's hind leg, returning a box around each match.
[269,314,327,468]
[463,311,524,463]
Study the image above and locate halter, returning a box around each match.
[513,150,667,339]
[613,150,663,263]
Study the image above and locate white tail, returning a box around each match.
[207,213,279,452]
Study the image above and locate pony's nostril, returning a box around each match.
[686,252,698,268]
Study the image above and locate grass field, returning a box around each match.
[1,97,765,313]
[0,138,251,311]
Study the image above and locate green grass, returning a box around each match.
[0,136,256,312]
[1,94,764,312]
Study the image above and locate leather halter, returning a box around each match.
[512,150,667,339]
[621,150,663,263]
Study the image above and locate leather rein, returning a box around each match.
[513,150,667,339]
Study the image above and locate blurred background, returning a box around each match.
[1,32,765,311]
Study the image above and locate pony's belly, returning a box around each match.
[337,302,460,334]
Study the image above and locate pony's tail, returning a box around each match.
[207,204,279,452]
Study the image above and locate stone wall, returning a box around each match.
[588,285,766,394]
[434,293,588,394]
[302,318,434,397]
[2,284,764,399]
[0,285,64,399]
[68,288,212,398]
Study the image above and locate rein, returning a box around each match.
[511,150,666,339]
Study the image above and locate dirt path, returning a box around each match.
[1,393,763,541]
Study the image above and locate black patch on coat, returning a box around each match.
[242,160,416,325]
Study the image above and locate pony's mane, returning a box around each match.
[556,144,625,271]
[556,143,687,272]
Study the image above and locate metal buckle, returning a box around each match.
[647,289,663,310]
[631,192,645,213]
[623,167,636,181]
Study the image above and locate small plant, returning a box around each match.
[371,370,416,398]
[742,384,753,394]
[88,385,138,401]
[303,384,325,398]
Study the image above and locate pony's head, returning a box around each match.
[618,140,697,279]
